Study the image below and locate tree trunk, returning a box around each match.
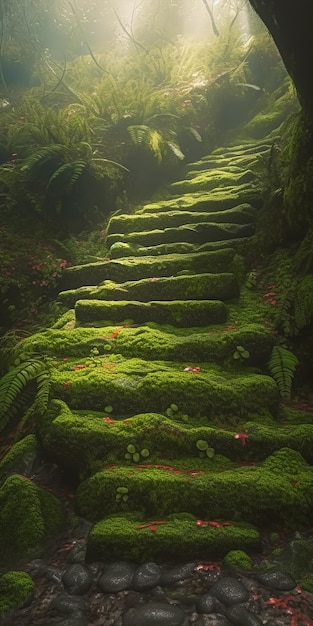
[248,0,313,121]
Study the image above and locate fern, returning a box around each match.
[46,161,86,198]
[127,124,164,163]
[268,346,299,400]
[0,356,50,433]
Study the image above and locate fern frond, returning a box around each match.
[268,346,299,400]
[46,161,85,198]
[294,228,313,274]
[0,359,49,432]
[166,141,185,160]
[294,274,313,331]
[21,145,67,179]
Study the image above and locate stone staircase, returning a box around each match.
[25,138,313,564]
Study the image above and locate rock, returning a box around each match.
[255,569,296,591]
[44,565,64,583]
[98,561,136,593]
[196,592,217,614]
[194,615,232,626]
[132,562,162,591]
[56,613,88,626]
[226,604,262,626]
[123,601,186,626]
[50,592,86,615]
[209,576,250,606]
[160,562,196,586]
[62,564,93,595]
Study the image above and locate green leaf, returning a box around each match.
[166,407,173,417]
[133,452,140,463]
[196,439,208,451]
[116,486,129,494]
[140,449,150,458]
[170,403,178,412]
[268,346,299,400]
[206,447,215,458]
[127,444,136,454]
[105,405,113,413]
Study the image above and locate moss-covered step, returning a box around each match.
[75,299,228,326]
[109,237,252,259]
[76,448,313,528]
[39,401,313,473]
[49,360,278,417]
[58,272,240,308]
[0,474,63,566]
[107,205,256,236]
[60,248,236,290]
[106,222,255,249]
[184,154,260,173]
[139,188,262,214]
[25,322,273,363]
[86,515,261,563]
[211,141,272,156]
[168,171,257,195]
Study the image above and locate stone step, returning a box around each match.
[109,237,252,259]
[211,141,272,156]
[168,170,257,195]
[75,448,313,529]
[60,248,236,290]
[139,188,262,214]
[23,322,274,362]
[58,272,240,308]
[107,205,256,236]
[85,515,261,563]
[49,359,278,417]
[75,299,229,326]
[41,400,313,475]
[106,222,255,248]
[185,154,260,173]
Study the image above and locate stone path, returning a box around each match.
[1,137,313,624]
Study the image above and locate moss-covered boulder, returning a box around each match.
[0,474,64,566]
[223,549,253,570]
[0,435,38,485]
[0,571,34,616]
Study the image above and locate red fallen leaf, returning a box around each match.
[290,480,298,488]
[195,562,221,572]
[57,542,73,552]
[234,431,249,446]
[265,595,294,608]
[103,417,114,424]
[73,364,87,370]
[150,277,159,282]
[63,381,72,389]
[270,300,277,305]
[62,357,69,361]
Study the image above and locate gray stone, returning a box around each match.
[194,615,232,626]
[160,562,196,586]
[57,613,88,626]
[123,602,186,626]
[209,577,249,606]
[226,604,262,626]
[44,565,64,583]
[99,561,136,593]
[196,592,217,614]
[62,564,93,595]
[255,569,296,591]
[132,562,162,591]
[50,592,86,615]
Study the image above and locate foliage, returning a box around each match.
[268,346,299,400]
[0,333,50,433]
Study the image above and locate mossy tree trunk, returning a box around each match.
[248,0,313,235]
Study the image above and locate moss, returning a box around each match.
[107,205,256,236]
[106,221,255,249]
[60,248,237,291]
[59,272,240,309]
[0,474,64,566]
[0,435,38,485]
[86,516,261,563]
[51,308,76,329]
[75,448,313,527]
[23,321,274,365]
[75,299,228,327]
[300,577,313,593]
[49,363,278,418]
[223,549,252,570]
[169,170,257,195]
[0,571,35,615]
